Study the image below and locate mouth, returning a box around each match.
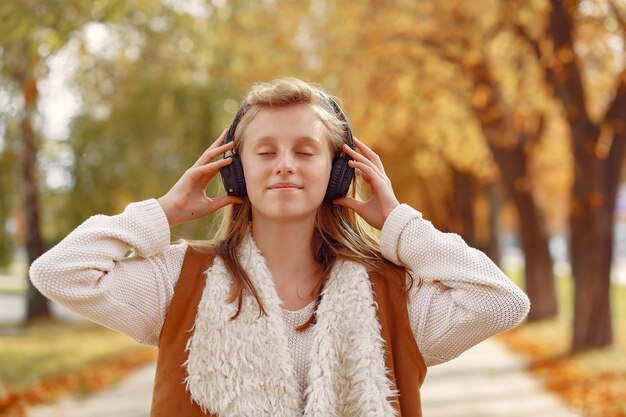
[268,183,303,190]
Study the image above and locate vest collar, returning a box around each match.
[183,232,398,416]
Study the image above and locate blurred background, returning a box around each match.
[0,0,625,416]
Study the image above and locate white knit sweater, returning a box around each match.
[29,199,530,390]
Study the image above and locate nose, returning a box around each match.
[275,151,295,175]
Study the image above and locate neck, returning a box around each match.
[250,215,320,288]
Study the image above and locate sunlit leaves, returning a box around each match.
[1,0,621,243]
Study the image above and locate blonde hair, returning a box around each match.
[192,78,397,330]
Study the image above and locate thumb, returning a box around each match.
[332,197,362,211]
[211,195,245,211]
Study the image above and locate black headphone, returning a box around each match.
[220,93,355,202]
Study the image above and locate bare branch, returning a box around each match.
[484,21,506,42]
[419,38,464,67]
[500,0,545,62]
[511,22,543,64]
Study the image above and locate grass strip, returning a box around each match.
[0,319,156,416]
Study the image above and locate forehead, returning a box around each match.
[244,104,327,145]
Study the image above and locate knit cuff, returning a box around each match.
[380,204,423,265]
[126,199,171,257]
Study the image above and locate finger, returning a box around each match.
[198,154,234,170]
[348,159,384,186]
[343,143,385,179]
[210,195,245,211]
[206,128,229,152]
[193,139,235,168]
[353,137,386,174]
[332,196,364,211]
[193,128,230,166]
[190,157,233,184]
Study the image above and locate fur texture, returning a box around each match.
[184,233,398,416]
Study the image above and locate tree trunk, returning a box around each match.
[483,181,501,264]
[490,143,558,321]
[539,0,626,348]
[451,170,501,264]
[468,60,557,320]
[570,192,614,348]
[450,168,478,247]
[19,60,50,320]
[0,152,14,267]
[569,125,614,348]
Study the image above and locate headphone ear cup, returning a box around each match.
[324,156,354,201]
[221,154,247,197]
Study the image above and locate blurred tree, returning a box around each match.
[0,122,18,267]
[469,61,558,321]
[60,0,311,240]
[65,11,218,234]
[1,3,54,319]
[209,0,308,83]
[310,0,558,320]
[308,1,491,228]
[0,0,128,320]
[421,1,559,321]
[513,0,626,348]
[5,0,600,341]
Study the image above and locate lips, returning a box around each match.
[269,183,303,189]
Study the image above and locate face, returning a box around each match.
[239,104,335,223]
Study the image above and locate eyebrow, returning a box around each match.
[250,136,323,146]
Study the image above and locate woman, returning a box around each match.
[30,78,530,417]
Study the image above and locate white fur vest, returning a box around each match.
[150,233,426,417]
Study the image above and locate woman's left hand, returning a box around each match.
[332,138,400,230]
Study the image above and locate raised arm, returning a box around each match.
[29,199,187,346]
[381,204,530,366]
[333,137,530,367]
[30,129,243,346]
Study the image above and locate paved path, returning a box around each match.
[421,339,582,417]
[26,364,156,417]
[0,295,83,324]
[25,339,582,417]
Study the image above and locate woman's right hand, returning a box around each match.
[157,129,244,227]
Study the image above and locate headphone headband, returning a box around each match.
[223,104,247,146]
[322,94,355,151]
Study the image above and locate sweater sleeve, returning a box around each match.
[380,204,530,367]
[29,199,188,346]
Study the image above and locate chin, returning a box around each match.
[252,201,322,223]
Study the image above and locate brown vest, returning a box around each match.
[151,247,426,416]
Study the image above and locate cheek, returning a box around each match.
[314,160,333,188]
[240,155,262,178]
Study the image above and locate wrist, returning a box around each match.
[383,200,400,223]
[157,196,179,228]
